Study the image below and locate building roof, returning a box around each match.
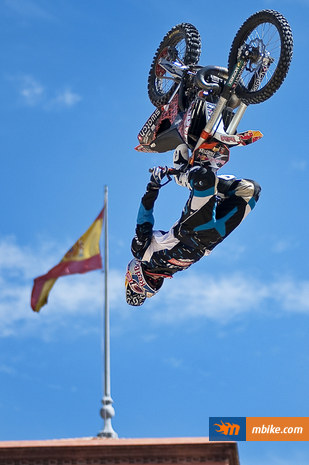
[0,436,239,465]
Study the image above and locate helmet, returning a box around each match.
[125,259,163,306]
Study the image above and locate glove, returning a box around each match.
[149,166,169,189]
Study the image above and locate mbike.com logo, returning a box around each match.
[209,417,246,441]
[209,417,309,441]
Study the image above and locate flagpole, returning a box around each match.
[98,185,118,438]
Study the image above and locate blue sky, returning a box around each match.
[0,0,308,463]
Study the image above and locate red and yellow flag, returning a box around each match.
[31,208,104,312]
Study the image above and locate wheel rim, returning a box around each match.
[239,22,282,92]
[154,36,187,96]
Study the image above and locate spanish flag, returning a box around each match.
[31,208,104,312]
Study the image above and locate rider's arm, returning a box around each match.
[132,184,159,259]
[131,168,167,260]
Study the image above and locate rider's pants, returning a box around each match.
[174,166,261,251]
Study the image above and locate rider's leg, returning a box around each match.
[215,177,261,241]
[175,166,219,247]
[175,170,260,250]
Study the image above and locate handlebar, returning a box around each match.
[148,166,185,187]
[148,167,183,175]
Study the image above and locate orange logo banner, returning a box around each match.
[246,417,309,441]
[210,417,309,441]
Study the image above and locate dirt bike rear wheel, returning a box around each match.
[228,10,293,104]
[148,23,201,107]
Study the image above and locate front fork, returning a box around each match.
[194,52,250,151]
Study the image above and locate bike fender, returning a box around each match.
[213,130,263,146]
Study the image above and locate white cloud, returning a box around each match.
[0,235,113,338]
[0,235,309,339]
[19,75,45,106]
[11,75,81,109]
[53,89,82,107]
[271,239,290,254]
[291,159,307,171]
[271,278,309,313]
[150,273,269,324]
[164,357,184,369]
[5,0,55,21]
[152,271,309,323]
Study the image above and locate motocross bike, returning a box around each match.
[135,10,293,172]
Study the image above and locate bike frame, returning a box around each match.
[158,44,269,152]
[135,46,267,162]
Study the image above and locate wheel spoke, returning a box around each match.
[241,22,281,91]
[154,37,187,96]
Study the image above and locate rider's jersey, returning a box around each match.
[133,224,209,277]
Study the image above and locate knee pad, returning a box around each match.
[247,179,261,202]
[188,166,217,192]
[234,179,261,203]
[173,144,189,168]
[173,144,190,188]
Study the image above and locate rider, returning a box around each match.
[125,144,261,306]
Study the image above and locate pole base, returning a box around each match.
[98,396,118,438]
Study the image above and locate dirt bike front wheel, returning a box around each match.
[228,9,293,104]
[148,23,201,107]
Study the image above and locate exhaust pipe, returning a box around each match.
[195,66,229,91]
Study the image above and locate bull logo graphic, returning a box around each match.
[214,420,241,436]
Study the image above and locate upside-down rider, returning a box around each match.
[125,144,261,306]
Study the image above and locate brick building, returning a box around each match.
[0,437,239,465]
